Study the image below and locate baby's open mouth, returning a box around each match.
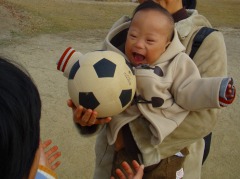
[133,52,145,63]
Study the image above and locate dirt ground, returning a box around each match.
[0,0,239,179]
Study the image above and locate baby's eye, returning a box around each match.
[130,34,137,38]
[147,39,155,43]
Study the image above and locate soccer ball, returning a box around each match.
[57,47,136,118]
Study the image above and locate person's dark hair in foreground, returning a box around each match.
[0,57,41,179]
[182,0,196,9]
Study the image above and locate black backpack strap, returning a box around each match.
[189,27,217,59]
[203,132,212,164]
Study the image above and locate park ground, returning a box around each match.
[0,0,239,178]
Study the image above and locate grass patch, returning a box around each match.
[2,0,240,37]
[197,0,240,28]
[5,0,136,35]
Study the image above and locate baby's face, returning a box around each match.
[125,9,171,66]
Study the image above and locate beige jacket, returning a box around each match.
[103,24,223,167]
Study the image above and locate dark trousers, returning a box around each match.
[111,148,189,179]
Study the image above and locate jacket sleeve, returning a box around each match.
[75,123,104,136]
[171,53,223,111]
[35,165,57,179]
[158,31,228,158]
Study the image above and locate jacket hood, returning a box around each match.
[153,28,185,65]
[103,20,185,65]
[103,17,130,59]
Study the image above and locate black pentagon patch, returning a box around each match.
[69,61,80,79]
[79,92,100,109]
[93,58,116,78]
[119,89,132,108]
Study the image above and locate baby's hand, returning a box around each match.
[67,99,111,126]
[219,78,236,107]
[225,80,235,99]
[111,160,144,179]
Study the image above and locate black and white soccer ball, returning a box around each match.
[57,47,136,118]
